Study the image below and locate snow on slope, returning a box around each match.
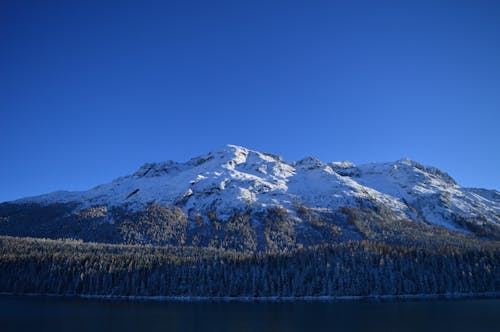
[353,159,500,229]
[12,145,500,231]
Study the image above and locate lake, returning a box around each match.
[0,295,499,332]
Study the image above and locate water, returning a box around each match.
[0,295,499,332]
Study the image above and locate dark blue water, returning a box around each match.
[0,296,498,332]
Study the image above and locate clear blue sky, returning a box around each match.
[1,0,499,202]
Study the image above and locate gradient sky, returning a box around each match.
[1,0,499,202]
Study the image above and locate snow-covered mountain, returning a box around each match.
[1,145,499,249]
[13,145,499,229]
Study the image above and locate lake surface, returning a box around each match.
[0,295,499,332]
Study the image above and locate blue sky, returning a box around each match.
[1,0,499,201]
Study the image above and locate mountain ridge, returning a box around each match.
[1,144,499,250]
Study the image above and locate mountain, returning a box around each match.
[1,145,499,299]
[1,145,499,251]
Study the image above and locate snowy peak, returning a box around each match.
[8,145,499,233]
[133,160,184,178]
[395,158,457,186]
[356,159,458,194]
[131,144,248,179]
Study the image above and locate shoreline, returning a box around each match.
[1,291,499,303]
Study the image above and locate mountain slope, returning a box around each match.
[1,145,499,250]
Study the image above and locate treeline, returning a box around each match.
[2,202,497,253]
[0,236,498,297]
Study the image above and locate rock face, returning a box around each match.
[1,145,499,251]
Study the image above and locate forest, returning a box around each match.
[0,235,498,298]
